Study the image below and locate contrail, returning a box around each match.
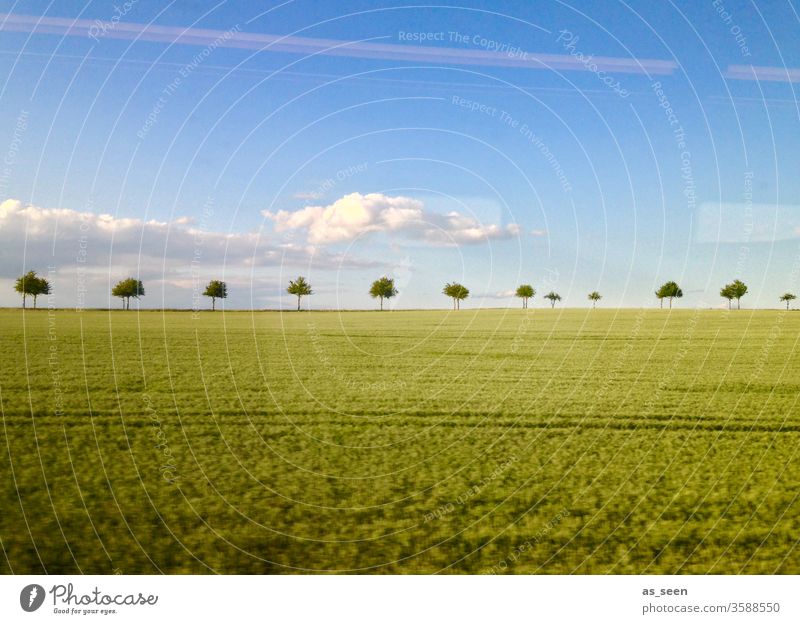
[0,12,677,75]
[726,64,800,83]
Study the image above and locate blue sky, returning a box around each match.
[0,0,799,309]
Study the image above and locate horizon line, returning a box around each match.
[2,306,796,312]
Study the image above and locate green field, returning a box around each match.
[1,307,800,574]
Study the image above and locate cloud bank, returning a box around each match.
[263,192,521,246]
[0,199,381,307]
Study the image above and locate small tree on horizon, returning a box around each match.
[728,279,748,310]
[14,271,50,309]
[515,284,535,309]
[203,280,227,311]
[656,281,682,309]
[14,271,35,309]
[720,284,735,310]
[544,291,561,308]
[111,278,145,310]
[780,292,796,310]
[287,276,313,311]
[443,282,469,310]
[369,276,398,311]
[588,291,602,308]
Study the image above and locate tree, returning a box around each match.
[780,292,797,310]
[727,279,748,310]
[14,271,35,309]
[588,291,602,308]
[287,276,312,311]
[14,271,50,309]
[544,291,561,308]
[515,284,535,309]
[443,282,469,310]
[203,280,227,311]
[369,276,398,311]
[112,278,145,310]
[656,281,682,309]
[720,284,735,310]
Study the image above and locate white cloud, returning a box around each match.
[263,192,520,246]
[489,289,517,298]
[0,198,318,272]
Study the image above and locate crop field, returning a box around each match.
[1,307,800,574]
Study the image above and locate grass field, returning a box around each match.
[2,307,800,574]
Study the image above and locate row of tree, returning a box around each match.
[651,279,797,310]
[12,271,800,311]
[291,278,573,310]
[293,277,793,311]
[109,278,228,310]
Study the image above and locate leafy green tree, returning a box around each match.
[726,279,748,310]
[14,271,36,309]
[515,284,535,309]
[656,281,682,309]
[588,291,602,308]
[287,276,313,311]
[14,271,50,309]
[720,284,735,310]
[544,291,561,308]
[780,292,796,310]
[112,278,145,310]
[369,276,398,311]
[203,280,227,311]
[443,282,469,310]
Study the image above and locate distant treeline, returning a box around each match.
[12,271,799,311]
